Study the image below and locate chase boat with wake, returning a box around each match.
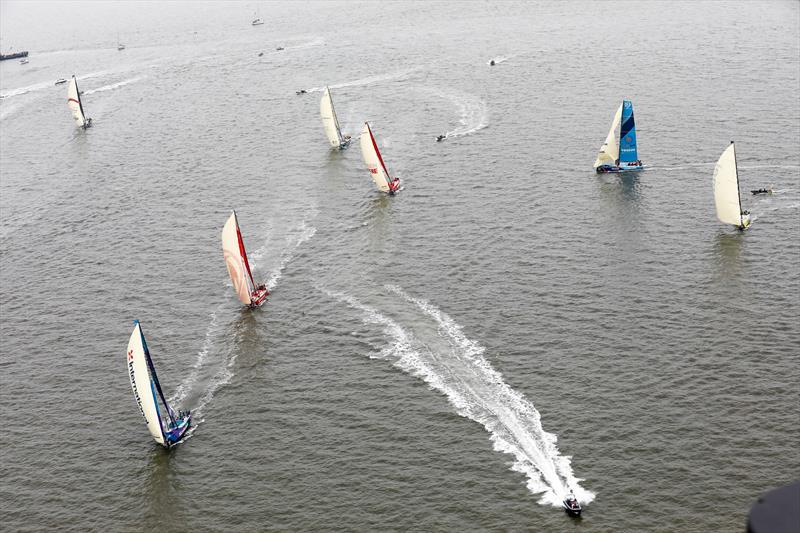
[562,492,582,517]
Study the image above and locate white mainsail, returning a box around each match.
[713,142,745,227]
[127,322,165,445]
[360,122,392,192]
[66,76,87,127]
[593,103,622,168]
[221,211,256,305]
[320,86,344,147]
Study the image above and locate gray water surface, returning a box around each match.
[1,1,799,531]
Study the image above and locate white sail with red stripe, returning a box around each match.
[66,75,89,128]
[359,122,398,193]
[222,211,257,305]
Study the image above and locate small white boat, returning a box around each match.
[117,33,125,50]
[713,141,751,230]
[360,122,400,194]
[251,18,264,26]
[320,86,351,149]
[66,75,91,128]
[19,58,29,64]
[55,78,67,85]
[221,211,269,307]
[126,321,192,448]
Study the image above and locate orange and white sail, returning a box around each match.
[221,211,257,305]
[359,122,395,193]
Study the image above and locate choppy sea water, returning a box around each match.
[1,1,798,531]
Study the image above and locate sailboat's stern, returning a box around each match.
[249,287,270,307]
[164,415,192,446]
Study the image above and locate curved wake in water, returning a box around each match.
[326,285,594,507]
[431,89,488,140]
[305,68,419,94]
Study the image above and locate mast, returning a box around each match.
[327,86,344,143]
[367,123,390,179]
[73,76,86,119]
[731,140,744,227]
[138,323,176,426]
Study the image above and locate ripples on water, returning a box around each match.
[1,1,798,531]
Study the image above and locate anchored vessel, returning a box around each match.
[221,211,269,307]
[66,75,91,128]
[594,100,643,173]
[126,321,191,447]
[320,86,351,149]
[713,141,751,230]
[0,50,29,61]
[360,122,401,194]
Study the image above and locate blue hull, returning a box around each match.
[164,415,191,446]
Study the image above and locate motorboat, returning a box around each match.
[562,493,582,517]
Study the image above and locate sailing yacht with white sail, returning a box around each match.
[221,211,269,307]
[320,86,351,149]
[66,75,91,128]
[127,321,191,448]
[360,122,401,194]
[713,141,751,230]
[594,100,643,173]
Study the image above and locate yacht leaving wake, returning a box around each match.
[326,285,594,506]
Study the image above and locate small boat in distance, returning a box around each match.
[751,186,773,195]
[713,141,751,230]
[66,75,91,128]
[594,100,644,173]
[320,86,351,149]
[55,78,67,85]
[251,18,264,25]
[0,50,28,61]
[221,211,269,307]
[20,58,28,64]
[117,33,125,51]
[360,122,401,194]
[562,492,582,517]
[127,321,192,448]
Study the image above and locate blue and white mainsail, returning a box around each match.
[127,321,184,446]
[618,100,638,164]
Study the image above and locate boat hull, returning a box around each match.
[164,415,191,447]
[249,287,269,307]
[596,164,644,174]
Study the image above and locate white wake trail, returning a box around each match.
[327,286,594,507]
[431,89,488,139]
[305,68,419,94]
[83,76,144,95]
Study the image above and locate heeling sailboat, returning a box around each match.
[320,86,351,149]
[713,141,751,230]
[594,100,643,173]
[126,321,191,447]
[221,211,269,307]
[359,122,401,194]
[66,75,91,128]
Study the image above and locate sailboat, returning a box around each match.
[66,75,91,128]
[594,100,643,173]
[126,321,192,447]
[251,12,264,25]
[117,34,125,51]
[221,211,269,307]
[713,141,751,230]
[360,122,401,194]
[320,86,351,149]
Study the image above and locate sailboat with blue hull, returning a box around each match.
[594,100,644,173]
[127,321,191,447]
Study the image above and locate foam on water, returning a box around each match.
[326,285,595,507]
[431,88,488,139]
[305,68,419,94]
[82,76,144,95]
